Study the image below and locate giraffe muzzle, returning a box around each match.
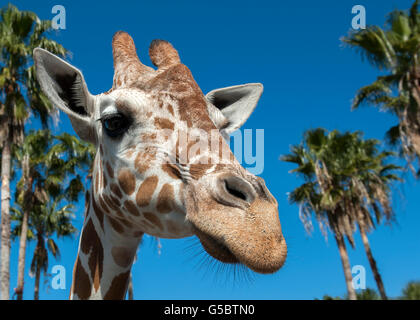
[184,173,287,274]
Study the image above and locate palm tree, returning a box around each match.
[12,197,76,300]
[321,288,380,300]
[12,130,48,300]
[341,0,420,175]
[281,128,401,300]
[342,134,401,300]
[356,288,381,300]
[0,3,66,299]
[400,281,420,300]
[12,129,94,299]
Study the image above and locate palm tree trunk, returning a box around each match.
[334,234,357,300]
[0,130,12,300]
[34,265,41,300]
[400,84,420,159]
[127,272,134,300]
[33,235,44,300]
[358,224,388,300]
[16,154,32,300]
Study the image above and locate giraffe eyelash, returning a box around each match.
[96,112,123,122]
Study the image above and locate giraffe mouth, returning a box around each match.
[192,225,240,265]
[184,179,287,274]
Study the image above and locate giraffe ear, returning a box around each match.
[206,83,263,135]
[33,48,96,144]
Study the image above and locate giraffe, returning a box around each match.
[33,31,287,300]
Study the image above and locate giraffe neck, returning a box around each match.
[70,189,143,300]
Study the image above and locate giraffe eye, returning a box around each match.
[101,113,131,138]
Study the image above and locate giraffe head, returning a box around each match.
[34,32,287,274]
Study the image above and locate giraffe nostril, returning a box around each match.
[221,175,256,204]
[224,180,247,201]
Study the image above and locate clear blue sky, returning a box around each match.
[7,0,420,299]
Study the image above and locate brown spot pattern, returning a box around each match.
[110,183,123,199]
[136,176,158,207]
[80,219,104,292]
[91,197,104,230]
[118,168,136,195]
[123,200,140,216]
[103,194,119,211]
[108,216,124,233]
[178,90,214,131]
[103,270,131,300]
[113,207,125,219]
[102,172,108,188]
[73,257,92,300]
[154,117,174,131]
[189,157,214,179]
[106,162,114,179]
[167,104,174,116]
[111,194,122,206]
[161,163,182,180]
[118,218,133,228]
[98,196,110,214]
[111,247,134,268]
[143,212,163,230]
[156,184,175,213]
